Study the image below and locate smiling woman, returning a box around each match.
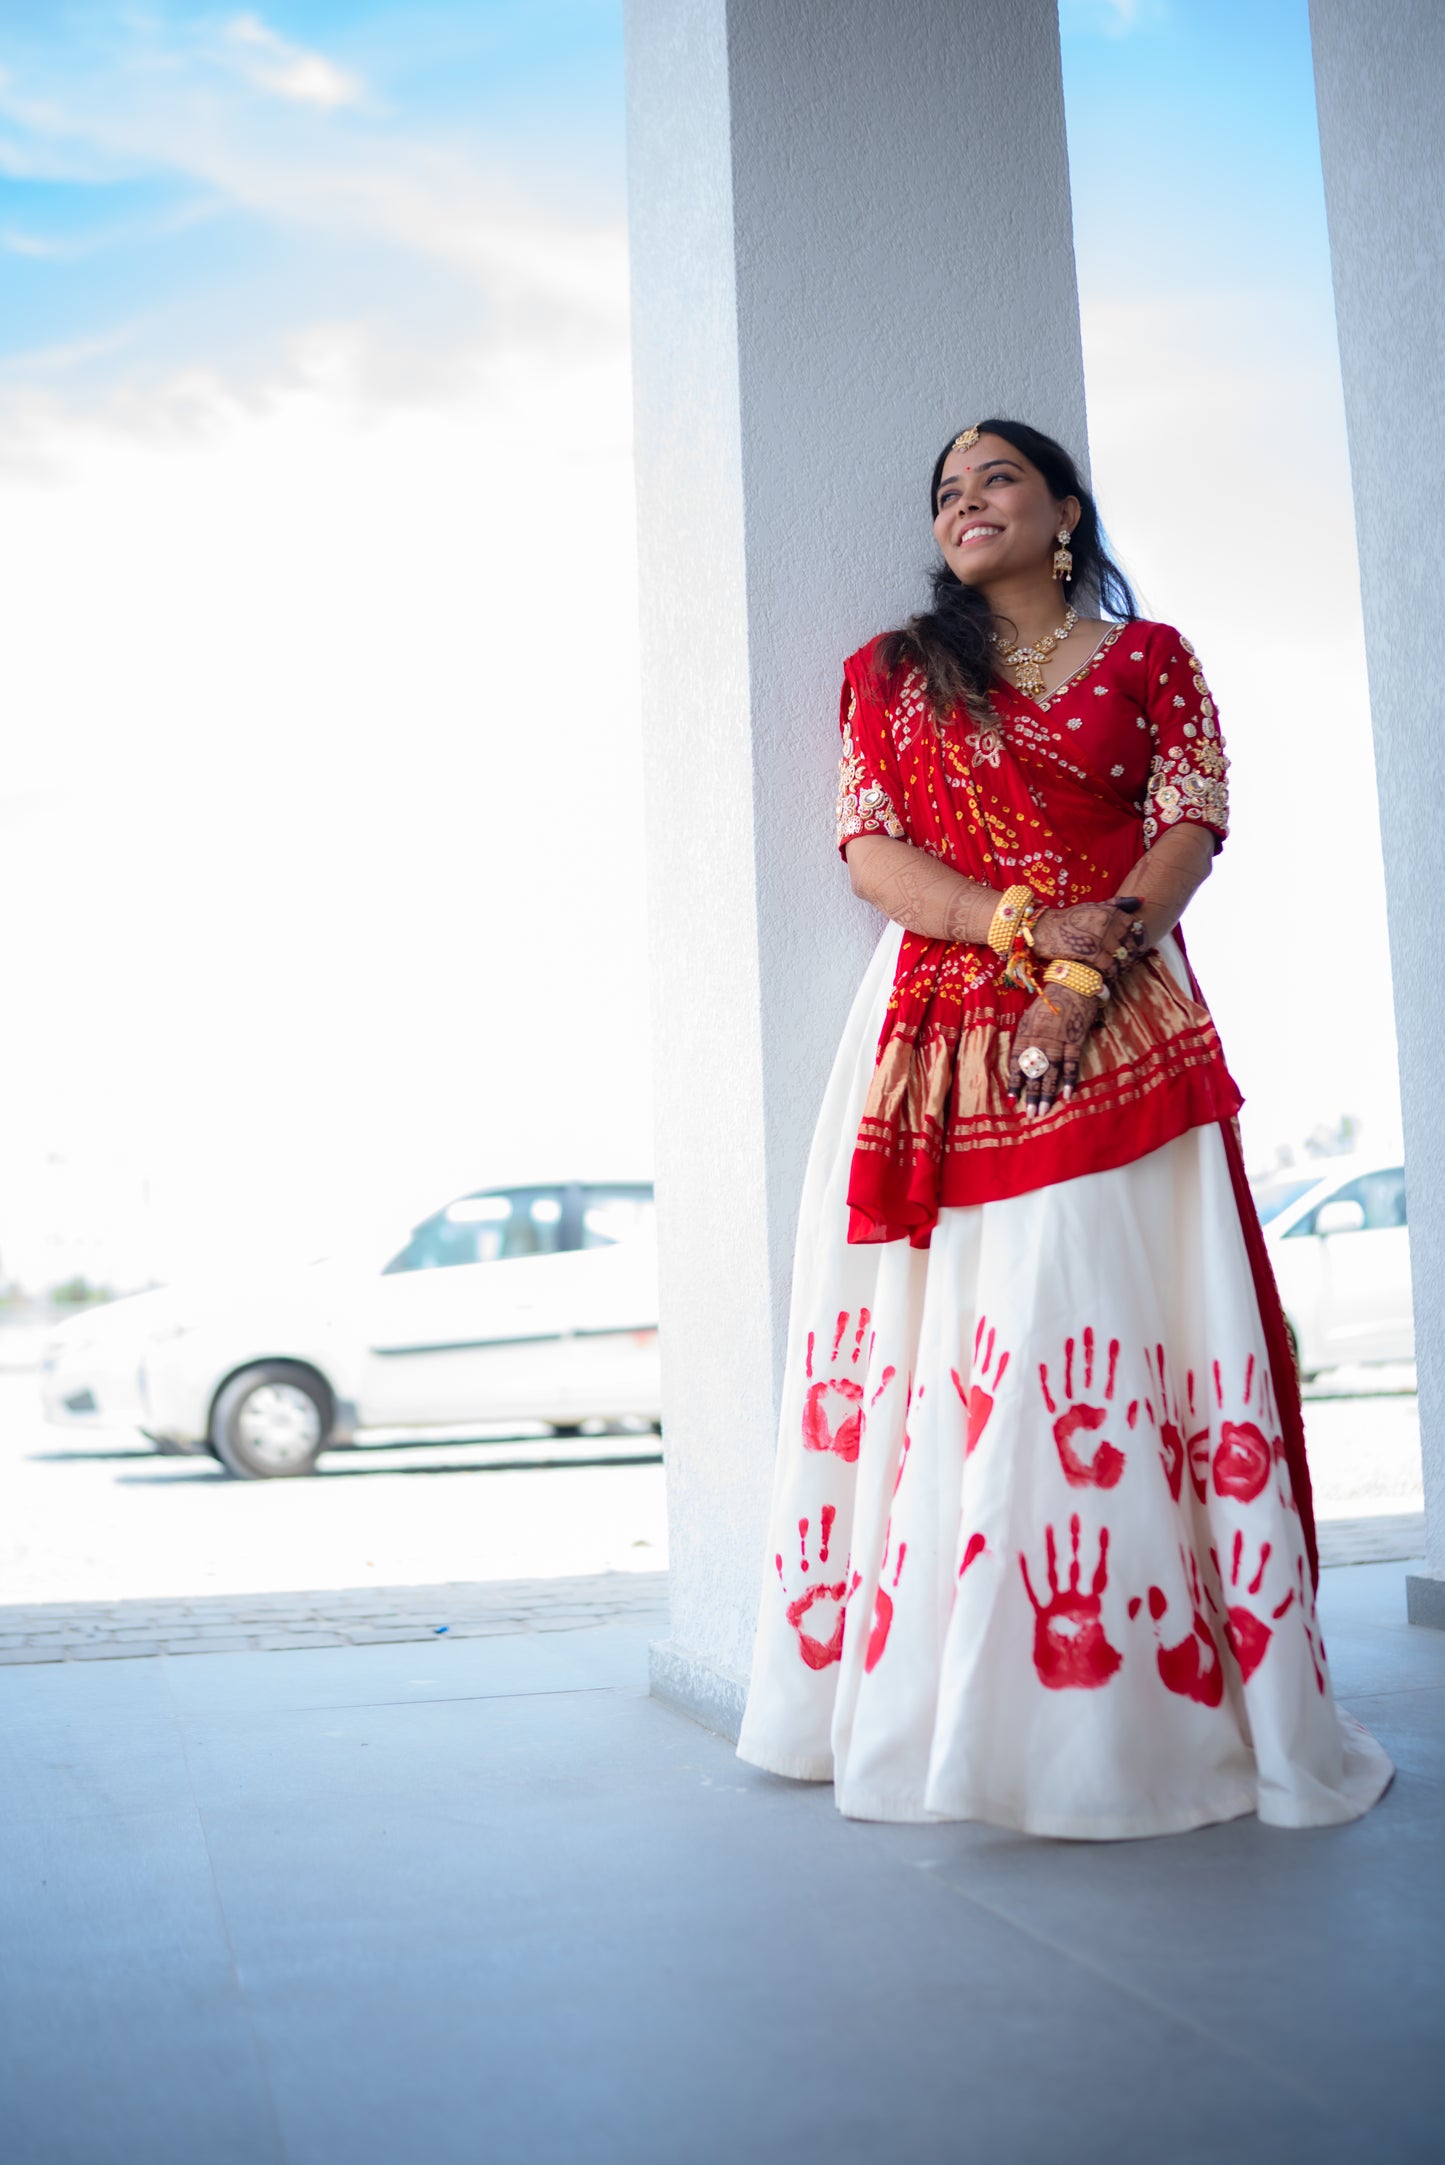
[735,417,1394,1839]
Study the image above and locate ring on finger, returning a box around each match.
[1018,1046,1051,1081]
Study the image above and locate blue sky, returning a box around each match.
[1062,0,1332,298]
[0,1,1397,1284]
[0,2,628,395]
[0,1,1331,386]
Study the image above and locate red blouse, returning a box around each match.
[836,619,1230,868]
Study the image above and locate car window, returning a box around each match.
[383,1189,567,1273]
[580,1187,656,1250]
[1286,1167,1407,1238]
[1251,1177,1320,1226]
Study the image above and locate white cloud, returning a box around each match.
[0,324,651,1287]
[224,12,365,112]
[1060,0,1160,34]
[0,24,627,401]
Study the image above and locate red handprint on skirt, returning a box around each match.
[1019,1514,1123,1689]
[1039,1329,1126,1489]
[801,1306,883,1463]
[864,1528,908,1674]
[1213,1529,1295,1684]
[1139,1344,1210,1506]
[1128,1547,1224,1707]
[775,1508,847,1670]
[951,1315,1010,1458]
[1209,1354,1279,1505]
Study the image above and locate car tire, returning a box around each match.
[210,1362,332,1480]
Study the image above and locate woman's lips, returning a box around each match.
[957,525,1003,547]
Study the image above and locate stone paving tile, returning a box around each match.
[160,1637,261,1656]
[1317,1513,1426,1567]
[0,1573,669,1661]
[69,1641,164,1660]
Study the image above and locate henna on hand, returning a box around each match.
[1006,985,1100,1119]
[1030,898,1143,982]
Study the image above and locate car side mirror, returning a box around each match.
[1315,1198,1366,1236]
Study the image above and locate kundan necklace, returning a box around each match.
[992,603,1078,699]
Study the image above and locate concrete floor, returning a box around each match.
[2,1562,1442,2165]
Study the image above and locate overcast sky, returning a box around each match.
[0,0,1398,1291]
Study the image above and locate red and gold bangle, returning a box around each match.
[986,883,1037,958]
[1042,957,1108,1000]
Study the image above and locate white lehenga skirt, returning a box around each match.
[736,923,1393,1836]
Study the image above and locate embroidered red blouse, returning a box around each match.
[834,619,1243,1247]
[836,619,1230,867]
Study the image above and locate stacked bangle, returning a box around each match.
[986,884,1037,957]
[1042,957,1108,1000]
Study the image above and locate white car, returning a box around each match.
[40,1180,661,1479]
[1252,1155,1412,1378]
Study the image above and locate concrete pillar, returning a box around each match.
[625,0,1091,1726]
[1309,0,1445,1625]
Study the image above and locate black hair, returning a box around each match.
[876,418,1137,720]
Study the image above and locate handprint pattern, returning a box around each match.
[951,1316,1010,1458]
[801,1306,894,1463]
[1039,1329,1127,1489]
[1128,1548,1225,1708]
[1214,1529,1295,1684]
[1020,1515,1123,1690]
[1208,1353,1280,1505]
[775,1508,848,1671]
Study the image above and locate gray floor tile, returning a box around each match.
[1,1562,1440,2164]
[1336,1684,1445,1814]
[0,1809,282,2165]
[188,1691,1368,2165]
[157,1619,653,1718]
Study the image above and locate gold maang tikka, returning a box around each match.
[951,425,981,452]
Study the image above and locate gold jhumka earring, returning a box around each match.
[1052,527,1074,582]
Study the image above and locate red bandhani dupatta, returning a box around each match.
[838,633,1243,1248]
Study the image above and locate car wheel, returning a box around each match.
[210,1363,331,1479]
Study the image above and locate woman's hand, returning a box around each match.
[1030,898,1146,983]
[1007,985,1100,1118]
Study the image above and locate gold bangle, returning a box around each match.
[1042,957,1106,999]
[986,883,1037,957]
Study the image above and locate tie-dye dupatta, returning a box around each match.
[835,633,1243,1251]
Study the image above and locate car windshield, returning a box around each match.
[1251,1176,1320,1226]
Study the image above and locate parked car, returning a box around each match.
[1252,1156,1412,1378]
[40,1180,660,1478]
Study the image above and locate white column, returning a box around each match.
[626,0,1091,1726]
[1309,0,1445,1624]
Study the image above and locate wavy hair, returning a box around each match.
[876,418,1137,720]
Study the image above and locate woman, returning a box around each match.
[735,419,1392,1836]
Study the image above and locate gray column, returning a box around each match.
[1310,0,1445,1625]
[626,0,1091,1728]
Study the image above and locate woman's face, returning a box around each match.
[932,434,1078,590]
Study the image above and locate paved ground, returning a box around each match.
[2,1558,1441,2165]
[0,1372,668,1604]
[0,1571,669,1661]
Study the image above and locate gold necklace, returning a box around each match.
[991,603,1078,699]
